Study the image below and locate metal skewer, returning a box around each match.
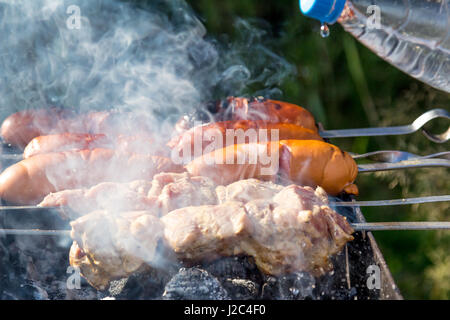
[0,195,448,212]
[332,195,450,207]
[351,222,450,231]
[1,221,449,236]
[0,153,22,161]
[0,229,70,236]
[2,150,449,163]
[351,150,450,162]
[358,158,450,172]
[320,108,450,143]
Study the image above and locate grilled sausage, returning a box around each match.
[219,97,318,131]
[168,120,322,163]
[0,148,184,205]
[23,133,111,158]
[186,139,358,195]
[1,109,156,149]
[23,133,166,158]
[0,108,82,149]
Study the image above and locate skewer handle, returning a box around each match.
[333,195,450,207]
[320,108,450,143]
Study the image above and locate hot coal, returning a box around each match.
[1,228,384,300]
[162,268,230,300]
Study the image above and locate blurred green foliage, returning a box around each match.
[186,0,449,299]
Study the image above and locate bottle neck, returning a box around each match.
[299,0,348,24]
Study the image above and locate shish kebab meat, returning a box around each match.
[67,174,354,290]
[0,97,358,291]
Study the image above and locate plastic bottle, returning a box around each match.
[299,0,450,93]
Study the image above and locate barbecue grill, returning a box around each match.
[0,106,448,300]
[0,194,402,300]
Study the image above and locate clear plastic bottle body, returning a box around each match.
[338,0,450,93]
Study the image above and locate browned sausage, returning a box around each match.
[1,109,156,149]
[219,97,318,131]
[186,139,358,196]
[168,120,322,163]
[0,108,82,149]
[23,133,167,158]
[0,148,184,205]
[23,133,111,158]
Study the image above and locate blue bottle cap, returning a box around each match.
[299,0,347,24]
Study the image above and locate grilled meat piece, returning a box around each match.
[70,210,164,290]
[162,201,252,262]
[39,174,286,218]
[215,178,283,203]
[241,199,354,275]
[149,172,219,215]
[39,180,156,219]
[163,189,353,275]
[39,173,218,218]
[69,181,353,289]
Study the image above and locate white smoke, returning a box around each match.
[0,0,296,126]
[0,0,300,294]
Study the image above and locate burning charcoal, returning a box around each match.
[162,267,230,300]
[221,279,260,300]
[260,276,278,299]
[203,256,262,299]
[108,267,176,300]
[204,256,263,284]
[261,273,316,300]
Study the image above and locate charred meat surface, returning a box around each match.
[68,180,354,289]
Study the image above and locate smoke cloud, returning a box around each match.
[0,0,296,126]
